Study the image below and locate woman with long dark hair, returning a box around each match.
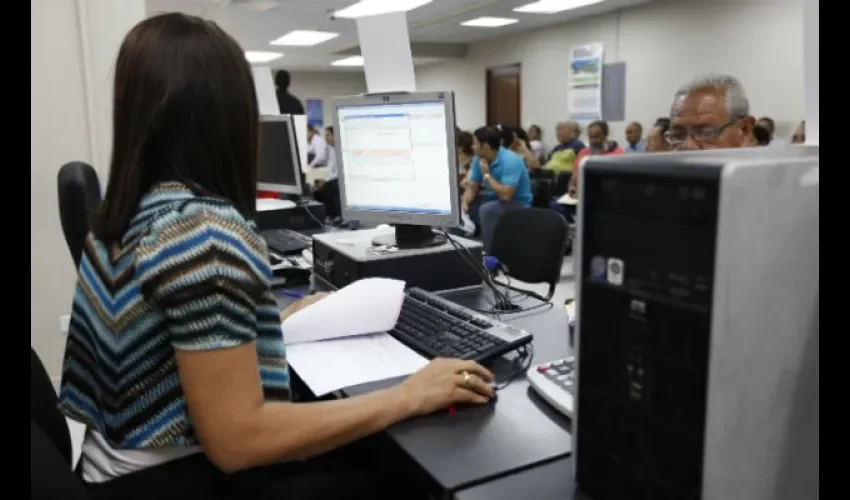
[57,13,493,499]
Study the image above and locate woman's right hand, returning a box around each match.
[396,358,495,417]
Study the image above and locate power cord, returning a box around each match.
[494,344,535,391]
[296,198,328,230]
[440,229,554,317]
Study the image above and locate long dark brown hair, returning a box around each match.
[93,13,259,244]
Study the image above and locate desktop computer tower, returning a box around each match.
[573,148,819,500]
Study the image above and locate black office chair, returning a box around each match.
[490,208,569,301]
[31,347,90,499]
[553,171,572,197]
[57,162,102,268]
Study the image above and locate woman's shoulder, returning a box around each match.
[138,191,267,271]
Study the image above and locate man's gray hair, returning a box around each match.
[558,120,582,136]
[674,73,750,118]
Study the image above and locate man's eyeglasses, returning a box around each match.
[665,119,740,147]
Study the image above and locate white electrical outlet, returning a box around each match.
[60,314,71,335]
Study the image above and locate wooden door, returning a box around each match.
[486,64,521,127]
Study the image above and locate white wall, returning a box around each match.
[31,0,145,381]
[417,0,804,143]
[287,71,368,126]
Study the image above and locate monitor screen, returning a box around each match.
[258,117,301,194]
[336,101,453,215]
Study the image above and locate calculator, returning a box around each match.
[527,356,575,418]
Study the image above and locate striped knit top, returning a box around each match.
[58,182,290,449]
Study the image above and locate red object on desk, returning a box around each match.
[257,191,280,199]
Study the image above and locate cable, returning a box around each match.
[494,344,535,391]
[441,229,554,317]
[296,199,327,230]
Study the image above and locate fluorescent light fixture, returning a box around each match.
[333,0,432,19]
[514,0,604,14]
[270,30,339,47]
[461,17,519,28]
[331,56,365,67]
[245,51,283,63]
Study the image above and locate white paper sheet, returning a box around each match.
[286,333,429,396]
[282,278,406,345]
[356,11,416,93]
[251,66,280,116]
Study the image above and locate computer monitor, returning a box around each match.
[331,91,460,248]
[257,115,303,195]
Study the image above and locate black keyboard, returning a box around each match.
[391,287,533,362]
[261,228,311,255]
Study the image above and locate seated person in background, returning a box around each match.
[543,121,586,174]
[568,120,625,196]
[666,73,755,150]
[527,124,546,160]
[646,117,672,153]
[306,124,328,168]
[502,126,541,169]
[462,126,533,253]
[58,13,494,500]
[457,130,475,181]
[791,120,806,144]
[624,122,646,152]
[312,126,341,220]
[758,116,787,147]
[752,124,771,146]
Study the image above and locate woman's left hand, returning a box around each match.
[280,292,331,322]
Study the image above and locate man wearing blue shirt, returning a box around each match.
[462,126,533,252]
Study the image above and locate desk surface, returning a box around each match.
[275,285,574,493]
[455,457,592,500]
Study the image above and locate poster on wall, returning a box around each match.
[305,98,324,128]
[568,43,604,123]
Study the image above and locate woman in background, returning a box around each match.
[500,126,541,169]
[457,130,475,181]
[527,124,546,159]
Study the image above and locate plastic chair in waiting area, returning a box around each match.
[489,207,569,301]
[31,347,91,499]
[57,161,102,268]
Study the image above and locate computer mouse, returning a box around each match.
[377,224,392,231]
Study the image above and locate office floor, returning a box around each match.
[66,258,578,466]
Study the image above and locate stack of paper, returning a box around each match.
[283,278,428,396]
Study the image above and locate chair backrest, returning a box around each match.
[31,346,72,464]
[57,162,102,267]
[32,421,90,500]
[490,207,569,298]
[554,172,572,197]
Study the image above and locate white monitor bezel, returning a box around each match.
[330,91,461,228]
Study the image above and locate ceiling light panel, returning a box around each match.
[270,30,340,47]
[333,0,433,19]
[461,17,519,28]
[331,56,365,67]
[514,0,604,14]
[245,51,283,63]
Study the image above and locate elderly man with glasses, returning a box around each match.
[666,73,756,150]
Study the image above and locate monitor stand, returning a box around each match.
[372,224,447,249]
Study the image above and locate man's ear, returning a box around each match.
[740,116,755,137]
